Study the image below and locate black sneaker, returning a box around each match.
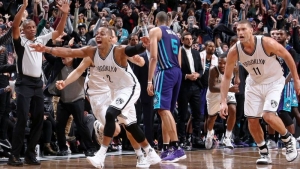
[24,154,41,165]
[57,150,69,156]
[0,139,12,149]
[7,155,23,166]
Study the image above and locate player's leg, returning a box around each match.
[262,78,297,162]
[223,93,237,149]
[244,81,271,165]
[205,99,219,149]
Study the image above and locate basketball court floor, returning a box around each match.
[0,147,299,169]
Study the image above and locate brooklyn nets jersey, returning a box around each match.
[93,45,139,90]
[86,67,110,96]
[236,35,283,84]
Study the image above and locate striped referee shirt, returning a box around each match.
[13,32,53,78]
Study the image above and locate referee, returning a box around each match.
[7,0,70,166]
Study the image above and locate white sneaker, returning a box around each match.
[256,153,272,165]
[284,137,298,162]
[136,155,150,168]
[86,153,106,168]
[146,148,161,165]
[94,120,104,145]
[205,130,214,149]
[223,137,234,149]
[267,140,277,149]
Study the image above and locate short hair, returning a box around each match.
[204,40,214,47]
[181,32,192,41]
[237,20,252,28]
[219,53,227,59]
[128,33,138,40]
[270,28,278,32]
[110,27,117,37]
[22,19,35,27]
[156,11,168,24]
[278,29,289,36]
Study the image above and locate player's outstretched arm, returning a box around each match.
[64,57,93,87]
[220,46,238,119]
[30,43,94,58]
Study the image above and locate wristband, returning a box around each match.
[148,81,152,84]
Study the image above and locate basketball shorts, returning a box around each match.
[207,92,236,116]
[244,76,285,118]
[89,91,111,125]
[278,79,298,112]
[110,84,141,126]
[153,67,182,112]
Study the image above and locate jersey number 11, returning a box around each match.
[253,67,261,75]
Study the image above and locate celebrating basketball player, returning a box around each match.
[220,20,300,165]
[29,27,161,168]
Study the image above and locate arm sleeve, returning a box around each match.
[124,43,146,57]
[36,19,47,36]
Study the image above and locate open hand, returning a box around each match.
[220,102,228,119]
[29,43,46,52]
[57,0,70,14]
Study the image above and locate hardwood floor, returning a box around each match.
[1,148,300,168]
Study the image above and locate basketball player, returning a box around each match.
[55,30,149,168]
[30,27,161,168]
[220,20,299,164]
[147,11,186,162]
[205,54,239,149]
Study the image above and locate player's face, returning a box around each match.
[270,30,278,40]
[95,28,112,48]
[218,58,226,73]
[276,30,287,44]
[236,23,253,43]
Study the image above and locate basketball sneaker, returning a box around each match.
[283,137,298,162]
[223,137,234,149]
[205,130,214,149]
[256,152,272,165]
[136,155,150,168]
[160,149,170,159]
[86,152,105,168]
[162,147,186,163]
[146,148,161,165]
[267,140,277,149]
[93,120,103,145]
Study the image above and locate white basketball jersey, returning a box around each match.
[236,35,283,84]
[86,67,110,96]
[206,66,233,100]
[93,45,139,90]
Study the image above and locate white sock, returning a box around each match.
[99,145,108,155]
[257,141,266,147]
[142,144,151,155]
[225,130,232,138]
[207,130,213,136]
[135,148,143,156]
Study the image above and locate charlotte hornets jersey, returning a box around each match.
[157,26,181,70]
[236,35,283,84]
[277,45,293,77]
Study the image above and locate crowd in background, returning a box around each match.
[0,0,300,157]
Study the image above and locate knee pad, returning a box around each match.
[125,123,145,143]
[278,111,293,127]
[104,107,121,137]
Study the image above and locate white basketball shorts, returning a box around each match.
[207,92,236,116]
[244,76,285,118]
[89,91,112,125]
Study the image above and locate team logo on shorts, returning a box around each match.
[116,98,124,105]
[271,100,278,108]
